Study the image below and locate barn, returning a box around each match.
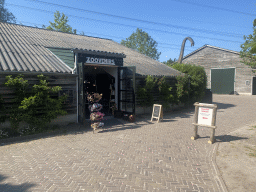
[0,22,185,126]
[182,44,255,95]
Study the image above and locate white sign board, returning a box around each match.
[86,57,115,65]
[197,106,213,126]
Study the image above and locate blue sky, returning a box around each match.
[5,0,256,62]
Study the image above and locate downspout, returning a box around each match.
[74,52,79,123]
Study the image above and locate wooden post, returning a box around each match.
[208,104,217,144]
[192,102,218,144]
[191,102,199,140]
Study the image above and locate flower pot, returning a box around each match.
[129,115,136,122]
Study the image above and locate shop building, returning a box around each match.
[0,22,185,125]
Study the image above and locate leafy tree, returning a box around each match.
[162,58,177,66]
[47,11,76,34]
[0,0,16,23]
[240,19,256,68]
[121,28,161,60]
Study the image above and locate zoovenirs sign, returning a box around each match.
[77,53,123,67]
[86,57,115,65]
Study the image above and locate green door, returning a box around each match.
[211,68,235,94]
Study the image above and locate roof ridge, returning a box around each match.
[0,21,113,41]
[183,44,240,59]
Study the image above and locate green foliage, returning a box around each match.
[121,28,161,60]
[136,76,176,110]
[240,19,256,68]
[0,0,16,23]
[47,11,76,34]
[162,58,177,66]
[4,74,67,131]
[5,74,29,130]
[171,63,207,105]
[136,76,157,110]
[157,76,174,108]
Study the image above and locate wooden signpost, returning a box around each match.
[151,104,163,122]
[191,102,218,144]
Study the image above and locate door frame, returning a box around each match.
[118,66,136,115]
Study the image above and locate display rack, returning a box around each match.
[87,93,105,133]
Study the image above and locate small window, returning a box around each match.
[245,80,250,86]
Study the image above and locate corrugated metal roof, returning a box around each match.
[183,44,240,60]
[0,22,183,77]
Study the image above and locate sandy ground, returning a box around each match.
[216,123,256,192]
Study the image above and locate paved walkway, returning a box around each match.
[0,94,256,192]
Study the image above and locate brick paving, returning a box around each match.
[0,94,256,192]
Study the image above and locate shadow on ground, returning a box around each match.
[0,106,196,146]
[0,173,36,192]
[212,102,236,110]
[197,134,249,143]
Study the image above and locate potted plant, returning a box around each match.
[129,114,136,122]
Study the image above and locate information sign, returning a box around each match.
[191,102,218,144]
[198,107,213,126]
[151,104,163,123]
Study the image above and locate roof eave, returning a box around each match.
[71,48,126,58]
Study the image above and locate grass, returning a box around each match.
[244,146,256,157]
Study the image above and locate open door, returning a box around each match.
[77,62,85,124]
[118,66,136,114]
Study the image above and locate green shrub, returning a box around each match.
[5,74,30,131]
[136,75,176,111]
[171,63,207,106]
[136,76,157,112]
[157,76,175,108]
[4,74,67,131]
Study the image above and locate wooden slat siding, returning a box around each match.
[182,46,254,94]
[47,48,74,69]
[0,73,77,115]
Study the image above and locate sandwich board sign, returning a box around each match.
[151,104,163,122]
[192,102,218,144]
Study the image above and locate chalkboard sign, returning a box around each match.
[151,104,163,122]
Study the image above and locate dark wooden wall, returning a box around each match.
[0,73,77,115]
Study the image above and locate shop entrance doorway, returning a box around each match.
[84,66,116,119]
